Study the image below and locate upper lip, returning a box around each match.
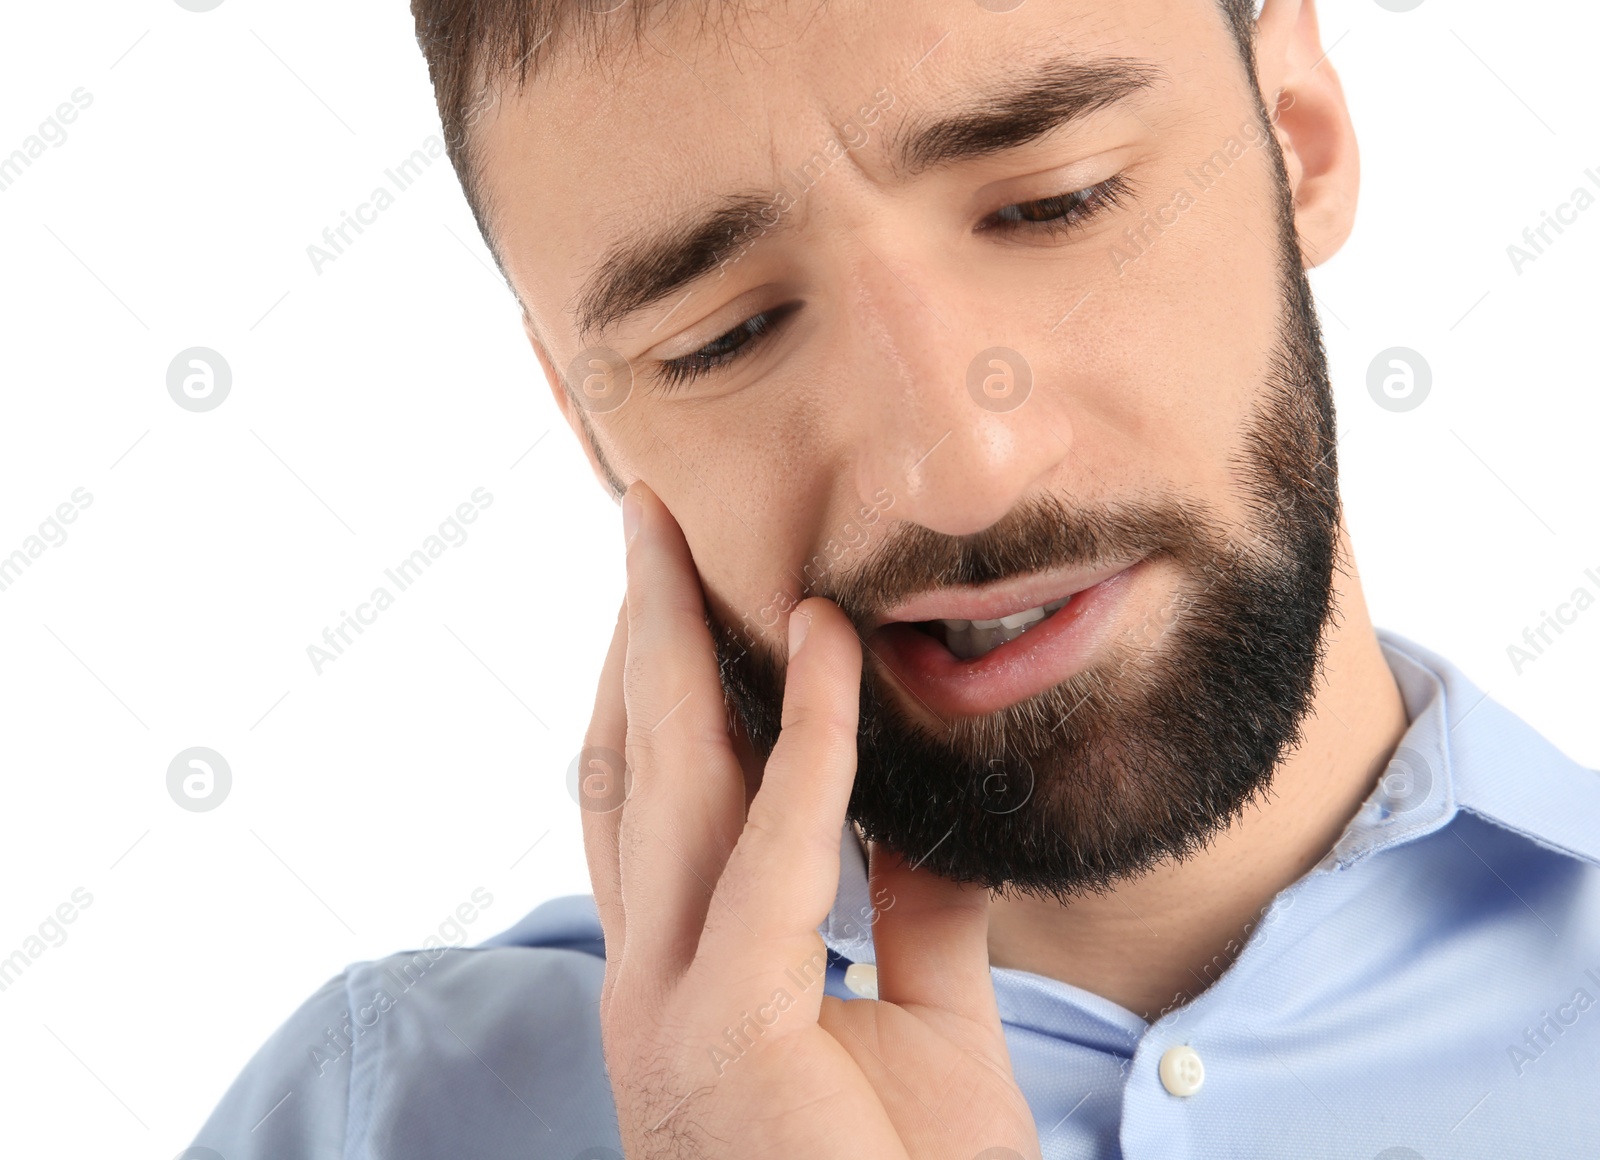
[867,557,1144,631]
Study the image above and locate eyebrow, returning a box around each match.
[571,55,1164,340]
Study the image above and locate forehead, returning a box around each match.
[476,0,1234,345]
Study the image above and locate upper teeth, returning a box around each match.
[939,596,1070,660]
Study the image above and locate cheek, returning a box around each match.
[613,398,839,638]
[1053,176,1287,502]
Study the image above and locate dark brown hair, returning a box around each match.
[409,0,1261,257]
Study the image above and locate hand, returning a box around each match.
[578,481,1040,1160]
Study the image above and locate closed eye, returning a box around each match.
[655,302,799,392]
[651,174,1134,391]
[977,172,1134,239]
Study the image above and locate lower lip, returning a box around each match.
[868,562,1147,719]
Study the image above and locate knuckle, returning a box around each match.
[776,706,858,762]
[738,804,836,871]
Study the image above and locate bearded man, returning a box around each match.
[189,2,1600,1157]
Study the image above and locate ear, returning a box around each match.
[523,310,623,497]
[1253,0,1360,267]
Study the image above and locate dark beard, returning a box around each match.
[710,127,1342,904]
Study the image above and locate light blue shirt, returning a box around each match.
[189,630,1600,1158]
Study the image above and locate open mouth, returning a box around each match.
[865,559,1149,718]
[913,595,1074,661]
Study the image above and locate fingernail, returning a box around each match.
[622,488,642,549]
[788,607,812,657]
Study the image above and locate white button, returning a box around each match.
[1159,1044,1205,1096]
[843,963,878,999]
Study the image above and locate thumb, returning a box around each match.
[867,841,1005,1037]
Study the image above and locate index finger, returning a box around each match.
[697,597,863,967]
[614,481,751,973]
[578,596,630,960]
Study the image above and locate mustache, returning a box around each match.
[809,490,1218,629]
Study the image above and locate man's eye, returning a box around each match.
[650,177,1131,392]
[655,302,798,392]
[980,173,1134,238]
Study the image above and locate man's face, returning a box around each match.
[481,0,1344,898]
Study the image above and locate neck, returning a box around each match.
[984,526,1408,1020]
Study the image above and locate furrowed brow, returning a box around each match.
[887,55,1163,179]
[574,193,783,340]
[571,55,1163,341]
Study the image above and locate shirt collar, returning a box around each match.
[1380,628,1600,869]
[819,627,1600,964]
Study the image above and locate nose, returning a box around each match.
[839,243,1073,537]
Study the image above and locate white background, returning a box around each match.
[0,0,1595,1154]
